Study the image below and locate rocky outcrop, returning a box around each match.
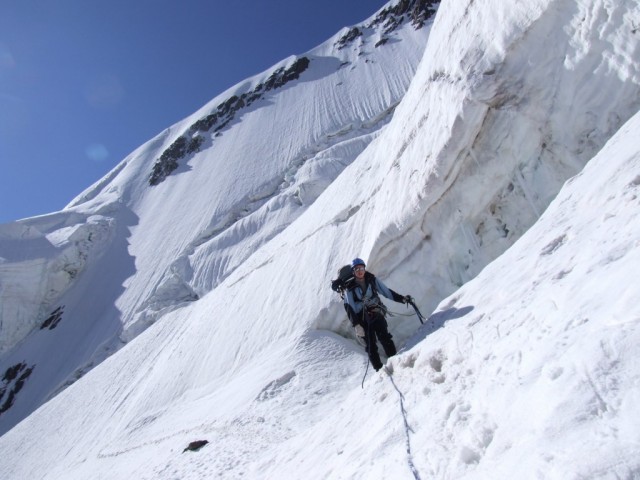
[335,27,363,50]
[149,57,311,186]
[40,306,64,330]
[335,0,440,50]
[0,362,35,416]
[371,0,440,31]
[183,440,209,453]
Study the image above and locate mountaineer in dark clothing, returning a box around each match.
[343,258,411,371]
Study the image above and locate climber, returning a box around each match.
[343,258,412,371]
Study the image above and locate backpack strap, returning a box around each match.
[365,272,379,298]
[351,272,379,303]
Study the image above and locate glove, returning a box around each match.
[354,325,365,337]
[403,295,414,304]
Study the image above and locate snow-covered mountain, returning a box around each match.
[0,0,437,433]
[1,1,639,479]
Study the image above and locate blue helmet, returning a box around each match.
[351,257,366,270]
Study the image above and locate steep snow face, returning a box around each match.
[378,108,640,480]
[275,0,640,342]
[0,212,116,354]
[0,0,639,478]
[250,104,640,480]
[0,0,438,435]
[359,0,640,315]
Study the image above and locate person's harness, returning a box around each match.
[350,273,388,320]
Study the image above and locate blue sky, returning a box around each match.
[0,0,386,224]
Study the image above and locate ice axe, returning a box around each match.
[406,296,425,324]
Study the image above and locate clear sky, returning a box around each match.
[0,0,387,224]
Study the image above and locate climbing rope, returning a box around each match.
[384,369,422,480]
[386,298,426,324]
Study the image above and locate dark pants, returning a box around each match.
[361,310,396,371]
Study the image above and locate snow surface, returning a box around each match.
[1,0,640,478]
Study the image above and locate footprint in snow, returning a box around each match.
[256,371,296,401]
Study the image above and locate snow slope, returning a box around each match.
[0,0,436,434]
[1,0,640,478]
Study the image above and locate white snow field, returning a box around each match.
[1,1,639,479]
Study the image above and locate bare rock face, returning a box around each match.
[336,1,440,50]
[0,362,35,416]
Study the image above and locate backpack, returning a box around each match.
[330,264,355,298]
